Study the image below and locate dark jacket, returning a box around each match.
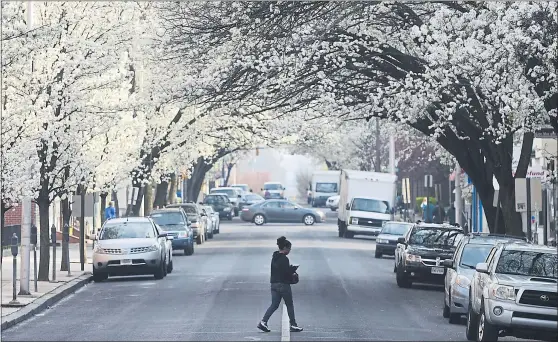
[270,251,292,284]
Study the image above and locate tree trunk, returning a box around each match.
[374,118,381,172]
[131,186,145,217]
[37,194,50,281]
[100,192,107,224]
[154,181,169,208]
[60,195,70,271]
[187,158,212,202]
[168,173,177,204]
[144,181,155,215]
[111,190,119,218]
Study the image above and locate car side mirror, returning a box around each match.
[397,237,406,244]
[345,203,350,210]
[476,262,489,273]
[237,195,241,198]
[158,233,168,238]
[443,260,454,268]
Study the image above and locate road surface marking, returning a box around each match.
[281,302,290,341]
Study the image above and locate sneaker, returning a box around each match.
[257,321,270,332]
[290,324,303,332]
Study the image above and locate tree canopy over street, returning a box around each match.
[2,1,556,279]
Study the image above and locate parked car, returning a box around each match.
[326,195,340,211]
[155,223,174,273]
[239,193,265,210]
[442,233,527,324]
[92,217,171,282]
[466,242,557,342]
[261,182,285,199]
[210,187,243,216]
[167,202,207,244]
[375,221,413,258]
[394,222,464,288]
[198,204,212,240]
[203,205,220,234]
[240,199,325,225]
[231,184,251,193]
[202,194,234,220]
[148,208,195,256]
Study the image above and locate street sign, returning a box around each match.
[515,178,542,212]
[424,175,433,188]
[534,127,556,139]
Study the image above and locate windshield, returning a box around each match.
[149,212,186,230]
[352,198,390,213]
[460,244,494,269]
[315,182,338,193]
[211,189,236,197]
[204,195,229,204]
[495,250,557,278]
[100,223,155,240]
[408,227,463,247]
[232,185,249,191]
[381,223,410,235]
[264,183,282,190]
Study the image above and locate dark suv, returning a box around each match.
[149,208,195,256]
[394,222,464,288]
[203,194,234,220]
[167,203,207,244]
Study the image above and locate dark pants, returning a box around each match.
[262,283,296,325]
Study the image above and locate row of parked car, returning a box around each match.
[91,202,223,282]
[374,220,557,342]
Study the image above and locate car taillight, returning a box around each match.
[265,191,270,196]
[242,208,249,212]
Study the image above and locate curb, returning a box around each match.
[1,273,92,331]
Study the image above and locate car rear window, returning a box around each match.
[149,212,186,229]
[264,183,282,190]
[408,227,463,247]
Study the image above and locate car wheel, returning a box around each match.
[185,241,194,255]
[167,259,173,274]
[375,249,382,258]
[163,257,168,277]
[196,234,203,245]
[93,268,108,282]
[208,230,214,239]
[466,301,479,341]
[331,207,337,212]
[228,214,233,220]
[344,230,354,238]
[393,262,397,273]
[254,214,265,226]
[478,303,498,342]
[303,214,315,226]
[396,265,412,288]
[443,294,450,318]
[154,259,165,280]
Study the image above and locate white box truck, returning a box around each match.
[337,170,397,238]
[310,170,341,207]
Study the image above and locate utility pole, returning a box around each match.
[19,0,34,296]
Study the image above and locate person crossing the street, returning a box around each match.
[258,236,303,333]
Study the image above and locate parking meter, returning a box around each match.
[51,226,56,245]
[11,233,18,256]
[31,225,37,245]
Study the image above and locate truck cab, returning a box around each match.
[343,197,392,238]
[310,170,341,207]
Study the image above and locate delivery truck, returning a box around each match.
[310,170,341,207]
[337,170,397,238]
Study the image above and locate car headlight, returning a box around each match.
[377,239,389,244]
[178,231,188,238]
[455,275,471,289]
[351,217,358,225]
[405,254,422,263]
[94,245,104,253]
[224,207,231,211]
[491,285,516,301]
[146,244,159,252]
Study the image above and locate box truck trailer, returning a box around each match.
[310,170,341,207]
[337,170,397,238]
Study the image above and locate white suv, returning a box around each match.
[466,242,557,342]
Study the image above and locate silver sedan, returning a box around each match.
[93,217,172,282]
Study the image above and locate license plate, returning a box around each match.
[121,259,132,265]
[431,267,444,275]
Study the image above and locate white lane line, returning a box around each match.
[281,302,290,341]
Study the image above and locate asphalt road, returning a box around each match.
[2,217,520,341]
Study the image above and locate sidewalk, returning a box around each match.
[1,243,93,330]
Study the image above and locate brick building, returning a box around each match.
[2,202,38,246]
